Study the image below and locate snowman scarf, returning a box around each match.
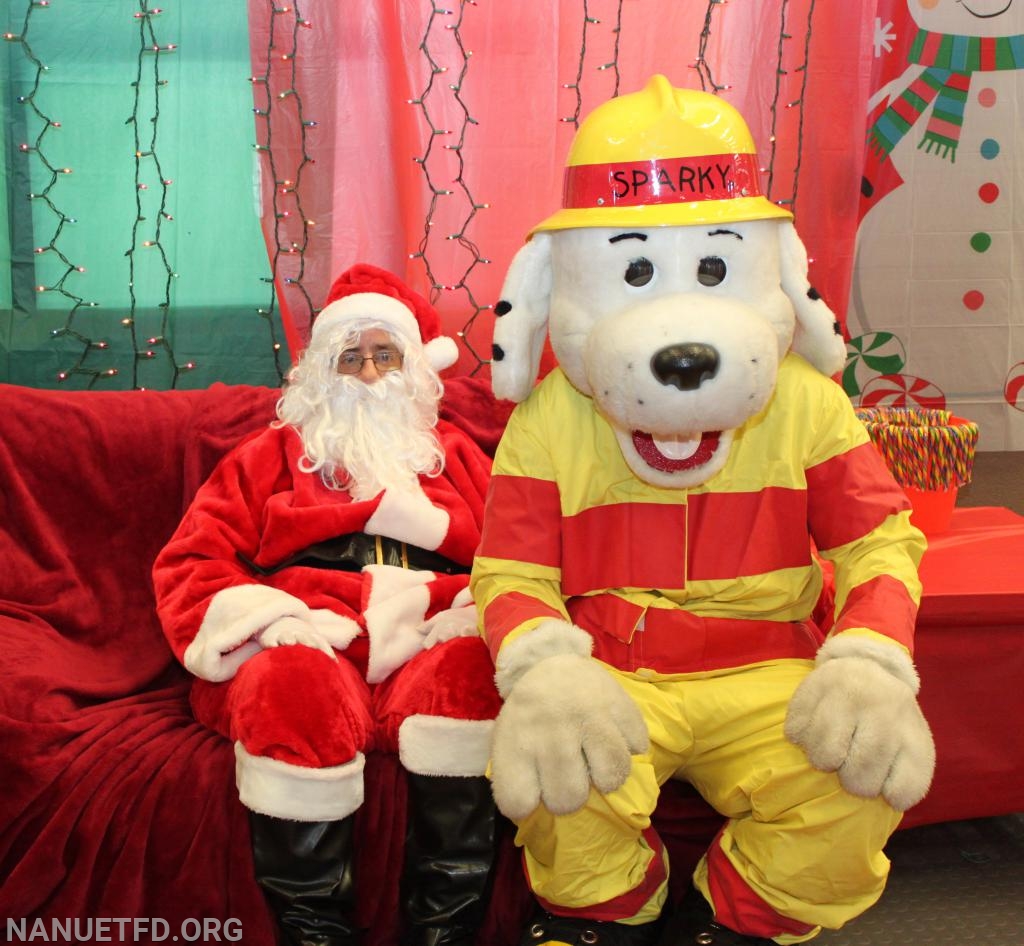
[868,28,1024,162]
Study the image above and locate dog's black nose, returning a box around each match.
[650,343,720,391]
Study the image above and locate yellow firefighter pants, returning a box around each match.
[513,659,903,943]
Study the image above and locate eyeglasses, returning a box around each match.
[336,347,403,375]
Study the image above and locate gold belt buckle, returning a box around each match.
[374,534,410,568]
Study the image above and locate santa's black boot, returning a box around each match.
[401,773,498,946]
[249,812,361,946]
[658,886,773,945]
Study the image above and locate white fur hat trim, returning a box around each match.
[311,292,458,372]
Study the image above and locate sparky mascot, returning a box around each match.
[470,77,935,945]
[154,265,502,946]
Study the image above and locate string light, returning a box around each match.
[786,0,815,217]
[409,1,491,373]
[251,0,308,379]
[561,0,625,129]
[690,0,732,93]
[560,3,594,127]
[596,0,625,97]
[123,0,187,387]
[684,0,810,225]
[9,0,109,383]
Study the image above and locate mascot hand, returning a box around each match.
[419,604,479,649]
[785,636,935,811]
[258,615,338,660]
[491,651,648,820]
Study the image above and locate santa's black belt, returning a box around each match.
[237,532,469,577]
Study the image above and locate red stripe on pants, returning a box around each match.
[534,827,667,922]
[706,828,815,939]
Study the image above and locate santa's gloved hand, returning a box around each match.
[785,635,935,811]
[491,621,649,820]
[419,603,479,649]
[257,615,338,660]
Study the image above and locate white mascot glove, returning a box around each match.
[419,603,480,649]
[785,635,936,811]
[257,615,338,660]
[490,620,649,820]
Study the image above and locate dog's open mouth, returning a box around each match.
[632,430,721,472]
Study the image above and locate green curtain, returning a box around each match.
[1,1,284,390]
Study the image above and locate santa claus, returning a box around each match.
[153,264,502,946]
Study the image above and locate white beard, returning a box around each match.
[276,357,445,497]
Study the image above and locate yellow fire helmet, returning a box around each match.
[531,74,791,235]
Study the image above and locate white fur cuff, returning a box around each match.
[399,716,494,777]
[494,619,593,698]
[363,565,434,684]
[364,485,450,551]
[308,609,362,651]
[184,584,312,682]
[235,743,365,821]
[817,634,920,694]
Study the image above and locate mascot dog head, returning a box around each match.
[492,75,847,488]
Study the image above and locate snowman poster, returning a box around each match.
[847,0,1024,449]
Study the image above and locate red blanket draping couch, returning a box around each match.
[4,381,1020,944]
[0,380,722,946]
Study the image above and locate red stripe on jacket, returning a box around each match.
[479,474,561,567]
[482,476,815,592]
[568,595,822,674]
[806,442,911,551]
[561,502,688,593]
[686,489,811,580]
[483,591,564,659]
[831,574,918,651]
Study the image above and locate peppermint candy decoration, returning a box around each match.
[860,373,946,410]
[1005,362,1024,413]
[843,331,907,398]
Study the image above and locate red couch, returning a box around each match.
[0,380,720,946]
[3,380,1018,944]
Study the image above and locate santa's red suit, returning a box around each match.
[152,263,503,946]
[153,412,500,817]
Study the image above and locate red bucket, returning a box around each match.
[854,409,978,536]
[903,485,958,535]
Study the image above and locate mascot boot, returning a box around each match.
[401,773,498,946]
[656,888,773,945]
[249,812,360,946]
[517,910,664,946]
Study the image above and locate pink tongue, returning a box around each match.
[632,430,720,472]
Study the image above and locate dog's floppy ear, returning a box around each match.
[490,233,553,403]
[778,221,847,378]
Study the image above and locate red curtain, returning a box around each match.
[247,0,877,374]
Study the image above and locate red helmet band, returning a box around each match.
[562,152,763,210]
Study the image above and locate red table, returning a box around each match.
[902,506,1024,828]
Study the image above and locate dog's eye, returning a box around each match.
[697,256,727,287]
[624,258,655,288]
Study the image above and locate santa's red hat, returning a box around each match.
[313,264,459,372]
